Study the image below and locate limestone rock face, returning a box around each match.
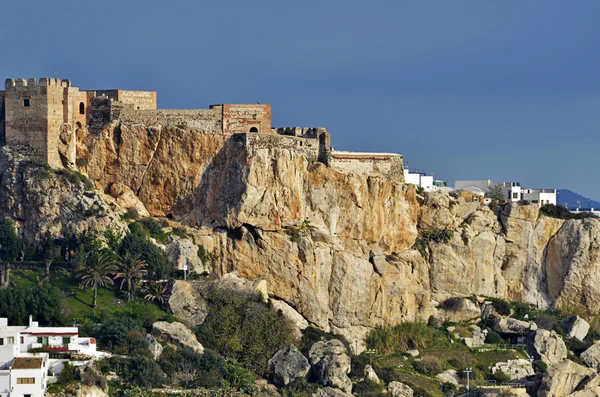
[165,235,208,275]
[387,381,414,397]
[581,342,600,370]
[268,345,310,387]
[270,299,309,339]
[0,148,128,242]
[463,325,487,348]
[532,329,568,366]
[493,318,537,335]
[438,298,481,323]
[563,316,590,342]
[167,280,208,328]
[151,321,204,353]
[145,333,163,361]
[308,340,352,393]
[538,360,599,397]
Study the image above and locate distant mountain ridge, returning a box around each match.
[557,189,600,210]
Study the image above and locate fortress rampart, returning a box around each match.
[1,77,403,181]
[330,151,404,180]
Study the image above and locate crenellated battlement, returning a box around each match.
[5,78,71,90]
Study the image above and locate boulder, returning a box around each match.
[364,364,380,383]
[532,329,568,366]
[308,339,352,393]
[538,360,599,397]
[270,299,309,339]
[166,235,209,275]
[563,316,590,342]
[268,345,310,387]
[218,272,268,302]
[370,249,388,275]
[151,321,204,353]
[491,359,535,381]
[108,182,150,218]
[493,318,537,335]
[436,369,460,386]
[312,387,354,397]
[145,333,163,361]
[167,280,208,328]
[463,325,487,348]
[387,381,414,397]
[406,349,419,357]
[439,297,481,323]
[581,342,600,370]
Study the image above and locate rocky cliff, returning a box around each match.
[3,124,600,349]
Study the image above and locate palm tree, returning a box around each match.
[114,253,147,301]
[76,250,116,308]
[144,281,168,307]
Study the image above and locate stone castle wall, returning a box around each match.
[0,91,5,146]
[238,133,321,162]
[118,107,222,132]
[330,152,404,181]
[221,104,272,134]
[94,90,157,110]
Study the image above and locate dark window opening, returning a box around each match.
[79,102,85,115]
[23,99,30,107]
[249,127,258,133]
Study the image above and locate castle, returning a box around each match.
[0,78,403,179]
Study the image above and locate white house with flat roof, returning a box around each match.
[0,316,103,397]
[404,168,434,192]
[455,180,556,207]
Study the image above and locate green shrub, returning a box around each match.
[57,363,77,384]
[484,329,505,344]
[366,323,446,354]
[413,355,446,376]
[0,218,25,261]
[512,301,535,320]
[540,204,598,220]
[196,287,296,376]
[490,370,511,384]
[119,227,170,280]
[491,299,511,316]
[353,379,385,396]
[533,359,548,374]
[440,297,464,312]
[282,378,319,397]
[565,337,591,355]
[222,358,257,395]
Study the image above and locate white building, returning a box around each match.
[0,317,100,397]
[404,168,434,192]
[454,180,556,207]
[521,188,556,206]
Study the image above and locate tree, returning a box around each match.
[143,281,168,306]
[39,233,62,284]
[486,184,505,202]
[0,218,25,288]
[76,250,116,308]
[119,229,170,280]
[114,253,147,301]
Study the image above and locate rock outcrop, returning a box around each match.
[491,359,535,381]
[167,280,208,328]
[166,235,208,275]
[563,316,590,342]
[538,360,600,397]
[151,321,204,353]
[308,340,352,393]
[581,342,600,370]
[494,318,538,335]
[387,381,414,397]
[267,345,310,387]
[532,329,568,366]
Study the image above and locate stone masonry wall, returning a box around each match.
[238,133,321,162]
[0,91,5,146]
[5,78,51,166]
[330,152,404,181]
[118,108,222,132]
[221,104,272,133]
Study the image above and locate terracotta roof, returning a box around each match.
[12,357,43,369]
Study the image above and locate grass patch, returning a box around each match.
[366,323,451,354]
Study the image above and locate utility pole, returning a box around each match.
[366,348,376,366]
[463,367,473,397]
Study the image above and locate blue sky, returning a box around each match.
[2,1,599,198]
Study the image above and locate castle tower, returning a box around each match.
[4,78,82,168]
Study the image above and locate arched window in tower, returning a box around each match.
[249,127,259,133]
[79,102,85,115]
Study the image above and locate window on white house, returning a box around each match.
[17,378,35,384]
[6,337,14,344]
[513,192,518,199]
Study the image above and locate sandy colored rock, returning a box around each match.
[166,235,208,275]
[168,280,208,328]
[268,345,310,387]
[387,381,414,397]
[532,329,568,366]
[151,321,204,353]
[308,339,352,393]
[270,299,309,339]
[491,359,535,380]
[563,316,590,342]
[538,360,599,397]
[581,342,600,370]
